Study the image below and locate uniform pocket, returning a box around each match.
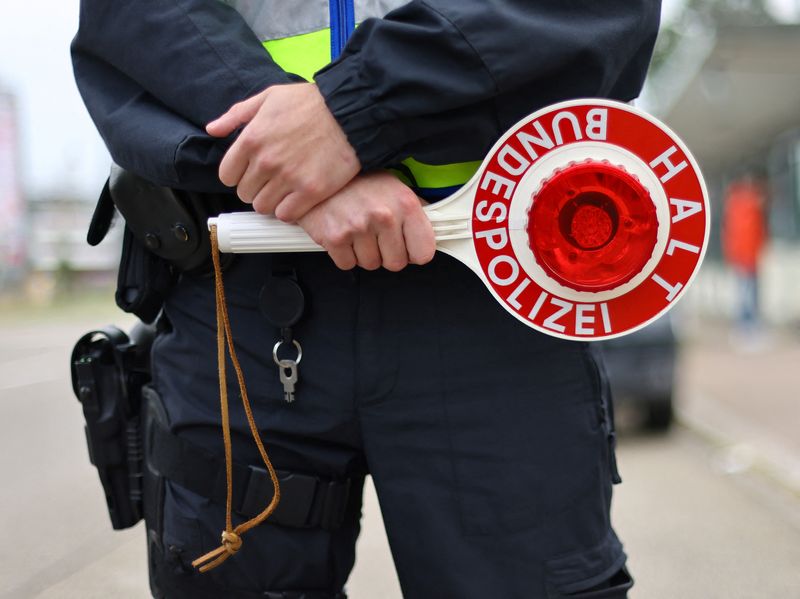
[161,501,205,571]
[562,569,633,598]
[443,343,608,536]
[545,531,629,598]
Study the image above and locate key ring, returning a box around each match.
[272,339,302,366]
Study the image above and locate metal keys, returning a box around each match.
[273,339,302,403]
[278,361,298,403]
[260,270,306,403]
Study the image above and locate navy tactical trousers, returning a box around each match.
[148,251,630,598]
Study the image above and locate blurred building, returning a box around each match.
[0,87,26,286]
[0,84,119,296]
[26,194,121,277]
[646,23,800,326]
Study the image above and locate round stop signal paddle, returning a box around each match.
[209,99,710,341]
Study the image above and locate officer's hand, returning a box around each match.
[297,172,436,271]
[207,83,360,222]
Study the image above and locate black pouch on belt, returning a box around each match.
[87,165,240,323]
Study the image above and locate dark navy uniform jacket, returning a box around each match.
[71,0,661,194]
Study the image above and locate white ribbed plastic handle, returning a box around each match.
[208,196,473,254]
[209,212,324,253]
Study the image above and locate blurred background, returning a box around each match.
[1,1,800,597]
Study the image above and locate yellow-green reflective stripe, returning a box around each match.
[400,157,482,189]
[263,29,331,82]
[264,31,480,190]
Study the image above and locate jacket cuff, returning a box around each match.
[315,63,401,171]
[313,2,494,171]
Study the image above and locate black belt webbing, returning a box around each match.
[149,422,353,531]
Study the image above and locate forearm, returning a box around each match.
[75,56,234,192]
[72,0,295,126]
[72,0,302,191]
[315,0,661,169]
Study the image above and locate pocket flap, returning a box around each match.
[546,531,627,596]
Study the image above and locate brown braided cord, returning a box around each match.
[192,226,281,573]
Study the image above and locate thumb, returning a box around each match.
[206,90,268,137]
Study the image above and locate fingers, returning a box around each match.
[331,193,433,271]
[275,188,324,223]
[338,210,420,272]
[353,234,382,271]
[403,202,437,266]
[327,245,358,270]
[218,139,250,188]
[252,179,291,215]
[377,218,409,272]
[296,173,436,272]
[206,91,267,138]
[213,83,359,218]
[298,208,359,271]
[212,91,273,188]
[234,163,270,204]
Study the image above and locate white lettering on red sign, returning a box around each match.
[669,198,703,224]
[650,146,688,183]
[497,145,530,177]
[515,121,555,161]
[488,255,519,286]
[651,274,683,302]
[544,297,572,333]
[474,227,508,250]
[552,111,583,146]
[585,108,608,141]
[600,303,612,334]
[475,200,508,223]
[667,239,701,256]
[575,304,596,335]
[512,109,608,163]
[507,278,531,310]
[532,298,613,336]
[528,291,549,320]
[479,170,516,199]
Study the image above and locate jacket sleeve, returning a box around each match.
[314,0,662,170]
[71,0,295,191]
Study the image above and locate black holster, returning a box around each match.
[70,322,155,529]
[87,165,240,323]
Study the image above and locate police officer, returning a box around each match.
[72,1,661,597]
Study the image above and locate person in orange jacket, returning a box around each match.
[722,175,768,337]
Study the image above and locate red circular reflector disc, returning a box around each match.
[470,99,709,340]
[527,160,659,292]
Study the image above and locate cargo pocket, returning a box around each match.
[443,343,608,536]
[561,568,633,598]
[142,384,207,588]
[142,384,180,596]
[161,490,207,572]
[545,531,630,598]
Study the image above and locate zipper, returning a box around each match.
[329,0,355,60]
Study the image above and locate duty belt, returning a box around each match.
[148,420,354,530]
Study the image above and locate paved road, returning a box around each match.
[1,310,799,598]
